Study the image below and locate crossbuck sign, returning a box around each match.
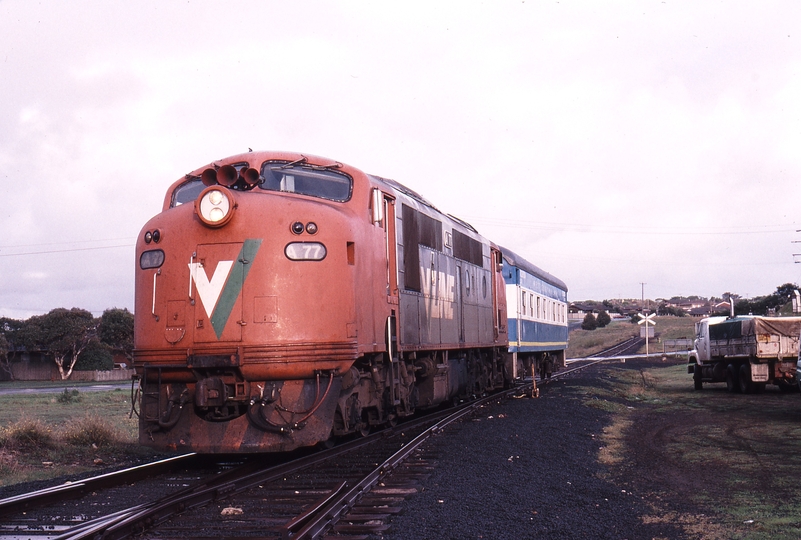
[637,313,656,356]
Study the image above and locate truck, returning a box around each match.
[687,315,801,393]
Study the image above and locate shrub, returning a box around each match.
[0,448,17,475]
[61,414,119,447]
[57,388,82,403]
[0,418,54,450]
[596,310,611,328]
[75,340,114,371]
[581,312,598,331]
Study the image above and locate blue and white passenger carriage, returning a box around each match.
[501,247,568,380]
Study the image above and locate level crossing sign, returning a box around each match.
[637,312,656,326]
[637,313,656,356]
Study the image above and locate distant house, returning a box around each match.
[711,301,732,315]
[568,303,597,321]
[688,306,711,318]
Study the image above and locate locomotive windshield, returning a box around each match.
[172,179,205,207]
[259,162,352,202]
[169,161,353,208]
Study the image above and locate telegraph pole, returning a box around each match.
[640,282,647,311]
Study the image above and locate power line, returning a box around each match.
[0,237,135,249]
[0,244,133,257]
[461,215,796,236]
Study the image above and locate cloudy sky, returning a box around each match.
[1,1,800,319]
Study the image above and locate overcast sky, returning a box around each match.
[1,1,800,319]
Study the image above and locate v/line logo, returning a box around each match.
[189,239,262,339]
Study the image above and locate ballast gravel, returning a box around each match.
[377,364,685,540]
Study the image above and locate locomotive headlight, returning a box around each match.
[196,186,235,227]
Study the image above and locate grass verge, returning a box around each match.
[0,387,159,488]
[575,359,801,539]
[567,316,697,358]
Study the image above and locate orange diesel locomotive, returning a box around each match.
[134,151,512,453]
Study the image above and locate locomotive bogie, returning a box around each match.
[140,376,343,453]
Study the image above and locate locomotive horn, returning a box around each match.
[201,168,218,186]
[240,168,260,186]
[216,164,239,187]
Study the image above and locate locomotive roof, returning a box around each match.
[369,174,478,233]
[500,247,568,292]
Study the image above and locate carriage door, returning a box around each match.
[191,242,256,343]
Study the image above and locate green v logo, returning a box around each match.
[190,239,262,339]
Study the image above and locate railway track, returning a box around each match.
[586,336,644,358]
[1,362,605,540]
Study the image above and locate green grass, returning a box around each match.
[567,316,697,358]
[0,387,157,487]
[578,361,801,539]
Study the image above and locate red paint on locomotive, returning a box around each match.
[134,151,510,453]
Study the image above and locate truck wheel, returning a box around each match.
[693,369,703,390]
[739,364,754,394]
[726,364,740,393]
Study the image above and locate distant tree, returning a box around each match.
[0,332,9,380]
[0,317,24,381]
[659,305,686,317]
[596,310,611,328]
[733,283,799,316]
[75,339,114,371]
[774,283,798,305]
[98,308,134,363]
[21,308,97,380]
[581,312,598,331]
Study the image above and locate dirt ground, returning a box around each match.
[596,357,801,539]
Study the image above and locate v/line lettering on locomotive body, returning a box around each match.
[134,151,569,453]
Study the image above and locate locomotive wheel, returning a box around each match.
[725,364,740,393]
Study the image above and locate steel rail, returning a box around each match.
[45,362,608,540]
[0,453,197,517]
[587,336,643,358]
[286,396,489,539]
[50,409,453,540]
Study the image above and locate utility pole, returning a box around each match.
[640,282,647,312]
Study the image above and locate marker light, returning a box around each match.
[291,221,305,235]
[305,222,318,235]
[196,186,235,227]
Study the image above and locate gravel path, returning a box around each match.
[377,365,685,540]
